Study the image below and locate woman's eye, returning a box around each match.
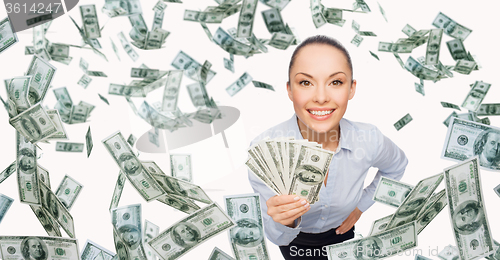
[299,80,311,87]
[331,80,343,86]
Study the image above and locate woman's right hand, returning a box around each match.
[266,195,311,228]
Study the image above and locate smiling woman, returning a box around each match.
[247,35,409,260]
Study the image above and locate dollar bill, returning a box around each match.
[39,180,75,237]
[438,244,460,260]
[162,70,183,112]
[127,134,137,147]
[86,126,93,157]
[110,172,126,211]
[252,80,274,91]
[144,220,160,260]
[80,5,101,39]
[446,39,468,61]
[152,174,211,204]
[0,161,16,184]
[208,247,235,260]
[98,93,110,105]
[56,142,84,152]
[30,204,62,236]
[259,0,290,10]
[378,42,413,53]
[432,12,472,41]
[477,104,500,116]
[55,175,83,210]
[156,193,201,214]
[444,157,494,260]
[373,176,414,208]
[25,54,56,104]
[111,204,147,260]
[81,240,115,260]
[171,51,216,83]
[152,9,165,31]
[223,57,235,73]
[53,87,73,116]
[148,129,160,147]
[368,214,392,236]
[310,0,326,28]
[0,193,13,224]
[6,76,32,113]
[132,68,160,79]
[415,189,447,235]
[369,51,380,60]
[226,72,253,96]
[153,0,167,12]
[268,32,294,50]
[0,236,79,259]
[323,8,342,24]
[440,101,461,110]
[377,1,387,22]
[77,74,93,89]
[236,0,258,38]
[415,81,425,96]
[225,193,269,260]
[16,132,41,205]
[351,34,363,47]
[109,84,146,97]
[425,29,443,65]
[184,10,224,23]
[261,8,285,33]
[385,172,443,230]
[118,31,140,61]
[170,154,192,182]
[68,104,89,124]
[10,103,57,143]
[102,131,167,201]
[461,81,491,112]
[441,117,500,171]
[327,221,417,259]
[402,24,416,37]
[0,17,18,54]
[110,37,121,61]
[148,203,235,260]
[453,59,476,75]
[394,113,412,131]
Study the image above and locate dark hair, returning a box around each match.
[288,35,353,84]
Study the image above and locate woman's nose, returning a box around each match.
[313,85,329,104]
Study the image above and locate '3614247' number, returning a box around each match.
[5,3,62,14]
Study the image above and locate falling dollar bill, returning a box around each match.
[30,204,62,236]
[236,0,258,38]
[148,203,235,260]
[0,236,79,260]
[432,12,472,41]
[351,34,363,47]
[310,0,326,28]
[425,29,443,65]
[368,214,392,236]
[225,193,270,260]
[170,154,192,182]
[109,172,126,211]
[0,161,16,184]
[441,101,461,110]
[441,117,500,171]
[461,81,491,112]
[10,103,57,143]
[171,51,216,83]
[0,193,13,224]
[438,244,460,260]
[327,221,417,260]
[261,8,286,33]
[86,126,93,157]
[152,173,211,204]
[56,142,84,152]
[208,247,235,260]
[16,132,41,205]
[394,113,412,131]
[162,70,183,112]
[0,17,18,54]
[55,175,83,210]
[80,5,101,39]
[143,220,159,260]
[415,189,447,235]
[444,157,494,260]
[81,240,116,260]
[78,74,93,88]
[226,72,253,96]
[373,176,414,208]
[111,204,147,260]
[446,39,468,61]
[477,104,500,116]
[252,80,274,91]
[415,82,425,96]
[118,31,140,62]
[39,181,75,237]
[102,131,167,201]
[25,54,56,104]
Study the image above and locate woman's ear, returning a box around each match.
[287,81,293,101]
[348,79,357,100]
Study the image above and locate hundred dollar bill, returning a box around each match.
[16,132,40,205]
[415,189,447,235]
[152,173,211,204]
[438,244,460,260]
[223,57,233,73]
[56,142,84,152]
[444,157,494,260]
[78,74,93,89]
[385,172,443,230]
[86,126,93,158]
[132,68,160,79]
[6,76,32,113]
[441,117,500,171]
[213,27,253,56]
[461,81,491,112]
[208,247,235,260]
[310,0,326,28]
[0,193,13,224]
[351,34,363,47]
[368,214,392,236]
[236,0,258,38]
[170,154,192,182]
[268,32,294,50]
[0,236,79,259]
[111,204,147,260]
[156,193,201,214]
[30,204,62,236]
[148,203,235,260]
[373,176,414,208]
[426,29,443,65]
[453,59,476,75]
[55,175,83,210]
[171,51,216,83]
[109,84,146,97]
[0,17,18,54]
[153,0,167,12]
[226,72,253,96]
[80,5,101,38]
[102,131,166,201]
[109,172,126,211]
[39,180,75,237]
[327,221,417,260]
[446,39,468,61]
[37,164,50,188]
[477,104,500,116]
[432,12,472,41]
[394,113,412,131]
[110,37,121,61]
[144,220,159,260]
[118,32,140,62]
[184,10,224,23]
[485,240,500,260]
[10,103,57,143]
[98,93,110,105]
[162,70,183,112]
[378,42,413,53]
[127,134,137,147]
[225,193,269,260]
[261,8,285,33]
[441,101,461,111]
[41,110,66,141]
[402,24,416,37]
[415,81,425,96]
[0,161,16,184]
[81,240,115,260]
[25,55,56,104]
[289,146,334,203]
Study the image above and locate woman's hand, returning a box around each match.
[336,207,362,234]
[267,195,311,227]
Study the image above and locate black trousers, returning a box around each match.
[279,226,355,260]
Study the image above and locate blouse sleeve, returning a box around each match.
[356,127,408,212]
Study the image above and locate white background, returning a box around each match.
[1,0,500,259]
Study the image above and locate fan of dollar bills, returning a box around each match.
[246,137,334,204]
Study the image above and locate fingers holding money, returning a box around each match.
[266,195,311,227]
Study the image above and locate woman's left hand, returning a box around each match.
[336,207,362,235]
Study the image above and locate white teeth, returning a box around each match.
[309,110,334,116]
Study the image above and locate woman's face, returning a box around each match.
[287,44,356,134]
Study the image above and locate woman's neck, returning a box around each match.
[297,118,340,151]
